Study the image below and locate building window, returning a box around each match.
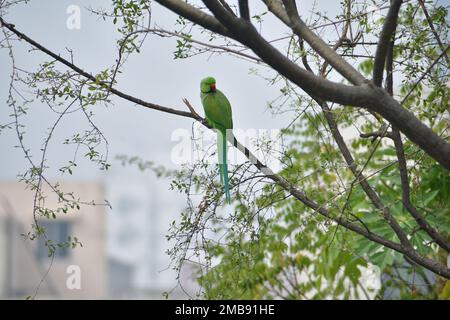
[36,220,71,260]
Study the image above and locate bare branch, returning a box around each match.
[182,98,202,120]
[129,27,263,63]
[281,0,366,85]
[154,0,231,37]
[0,17,195,120]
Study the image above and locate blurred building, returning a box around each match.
[0,181,107,299]
[0,176,197,300]
[105,175,197,299]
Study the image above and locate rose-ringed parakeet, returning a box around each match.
[200,76,233,203]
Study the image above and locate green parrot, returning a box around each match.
[200,76,233,203]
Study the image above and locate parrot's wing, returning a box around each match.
[202,90,233,130]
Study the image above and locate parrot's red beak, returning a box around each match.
[210,84,216,92]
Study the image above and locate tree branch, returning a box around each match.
[127,27,263,63]
[372,0,402,87]
[262,0,290,25]
[319,0,352,77]
[281,0,366,85]
[0,17,195,120]
[217,0,236,16]
[238,0,250,21]
[385,30,450,253]
[360,128,394,141]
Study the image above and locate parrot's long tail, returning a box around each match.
[217,128,231,204]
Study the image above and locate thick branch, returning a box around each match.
[263,0,450,169]
[372,0,402,87]
[238,0,250,21]
[217,0,236,16]
[154,0,231,37]
[262,0,290,25]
